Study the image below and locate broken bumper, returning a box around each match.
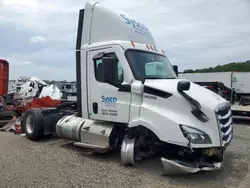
[161,157,222,175]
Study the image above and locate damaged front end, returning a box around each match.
[161,158,222,175]
[161,102,233,175]
[161,147,224,175]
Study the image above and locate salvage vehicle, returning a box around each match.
[21,1,233,175]
[9,76,62,101]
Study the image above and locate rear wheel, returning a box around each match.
[21,108,44,140]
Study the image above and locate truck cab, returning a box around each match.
[22,1,233,175]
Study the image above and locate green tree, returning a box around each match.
[183,69,195,73]
[183,60,250,73]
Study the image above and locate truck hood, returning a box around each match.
[144,78,227,110]
[140,78,231,147]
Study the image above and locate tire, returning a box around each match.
[0,111,14,119]
[21,108,44,140]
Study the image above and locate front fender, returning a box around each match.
[128,114,188,147]
[129,119,163,139]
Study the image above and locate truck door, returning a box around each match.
[88,46,131,123]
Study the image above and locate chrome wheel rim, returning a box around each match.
[26,114,34,134]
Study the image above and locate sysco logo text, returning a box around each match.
[120,14,149,30]
[102,95,117,103]
[120,14,153,38]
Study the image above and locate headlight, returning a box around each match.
[180,125,212,144]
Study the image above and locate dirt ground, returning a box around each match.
[0,120,249,188]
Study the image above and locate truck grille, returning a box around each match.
[215,102,233,147]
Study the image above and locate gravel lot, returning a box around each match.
[0,121,249,188]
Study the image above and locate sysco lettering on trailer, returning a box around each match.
[120,14,153,38]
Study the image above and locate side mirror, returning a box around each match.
[173,65,178,77]
[102,57,117,83]
[177,81,190,91]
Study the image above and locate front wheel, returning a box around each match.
[21,108,44,140]
[121,137,141,166]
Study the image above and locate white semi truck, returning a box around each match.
[21,1,233,175]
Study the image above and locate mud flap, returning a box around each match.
[161,157,222,175]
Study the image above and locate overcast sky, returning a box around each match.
[0,0,249,80]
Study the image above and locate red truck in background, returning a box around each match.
[0,59,9,96]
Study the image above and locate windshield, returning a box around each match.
[125,50,177,81]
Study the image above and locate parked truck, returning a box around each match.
[61,82,77,100]
[179,72,250,99]
[0,59,9,112]
[0,59,12,126]
[0,59,9,96]
[21,1,233,175]
[179,72,250,118]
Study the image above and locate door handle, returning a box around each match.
[93,102,98,114]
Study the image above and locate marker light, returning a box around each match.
[131,41,135,47]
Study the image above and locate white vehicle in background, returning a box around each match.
[179,72,250,98]
[232,72,250,96]
[21,1,233,175]
[179,72,250,118]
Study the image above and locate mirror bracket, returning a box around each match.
[173,65,178,77]
[93,52,105,61]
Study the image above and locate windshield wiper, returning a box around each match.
[145,77,176,79]
[166,77,176,79]
[145,77,166,79]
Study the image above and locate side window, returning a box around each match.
[94,53,124,83]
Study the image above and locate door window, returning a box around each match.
[94,53,124,83]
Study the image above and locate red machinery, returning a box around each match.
[0,59,9,96]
